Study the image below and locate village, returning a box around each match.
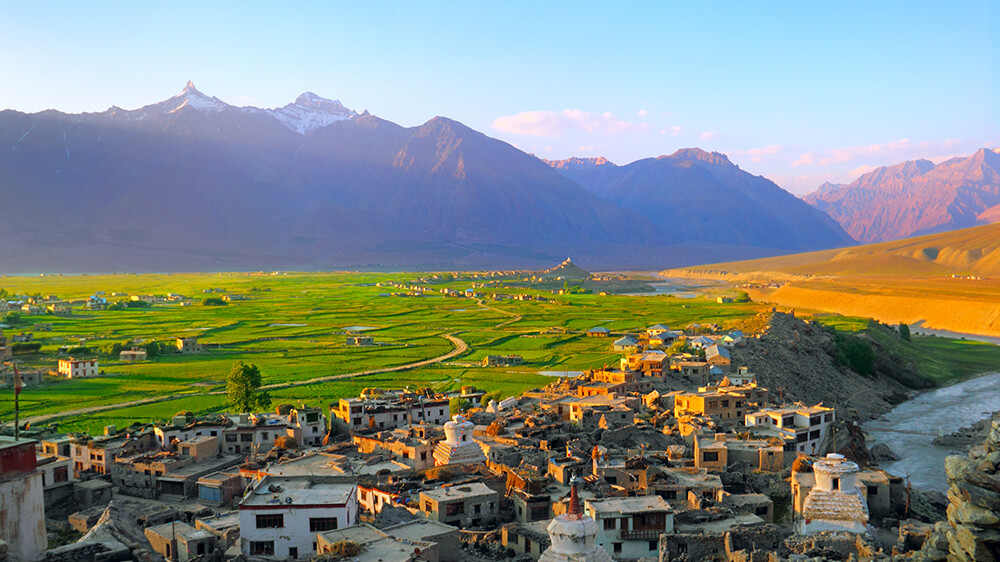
[0,311,969,562]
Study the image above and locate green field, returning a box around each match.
[813,314,1000,384]
[0,272,765,434]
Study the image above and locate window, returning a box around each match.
[210,431,218,437]
[473,503,481,514]
[721,400,729,407]
[197,543,206,555]
[825,413,834,422]
[663,490,677,500]
[53,466,69,483]
[613,543,623,554]
[755,506,769,516]
[809,430,821,440]
[703,452,719,462]
[289,547,298,559]
[312,427,319,433]
[421,452,427,461]
[225,434,236,442]
[309,517,338,532]
[262,432,268,440]
[249,541,274,556]
[868,486,878,496]
[256,514,284,528]
[445,502,463,516]
[604,518,616,530]
[423,501,432,512]
[831,477,840,490]
[649,540,658,551]
[678,543,688,554]
[240,434,252,442]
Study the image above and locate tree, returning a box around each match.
[449,397,471,416]
[226,361,271,412]
[2,311,21,325]
[899,323,911,341]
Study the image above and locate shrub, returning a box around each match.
[898,323,911,341]
[202,297,227,306]
[2,311,21,325]
[12,342,42,354]
[834,333,875,376]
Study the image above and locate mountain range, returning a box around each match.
[804,148,1000,243]
[543,150,854,251]
[0,83,853,272]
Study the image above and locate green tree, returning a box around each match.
[449,397,471,416]
[226,361,271,412]
[2,311,21,325]
[202,297,227,306]
[899,323,911,341]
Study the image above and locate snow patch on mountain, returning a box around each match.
[166,81,227,113]
[262,92,358,134]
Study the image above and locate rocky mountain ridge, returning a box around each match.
[804,148,1000,243]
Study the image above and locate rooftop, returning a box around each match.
[586,495,672,514]
[241,475,356,508]
[420,482,495,502]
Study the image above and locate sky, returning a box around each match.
[1,1,997,193]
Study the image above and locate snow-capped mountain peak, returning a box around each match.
[167,81,227,113]
[265,92,359,134]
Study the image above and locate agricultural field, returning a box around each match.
[0,272,765,434]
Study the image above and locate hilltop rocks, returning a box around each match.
[731,313,904,421]
[914,413,1000,561]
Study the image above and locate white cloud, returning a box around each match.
[700,131,719,140]
[492,109,648,137]
[792,138,965,167]
[637,109,648,117]
[671,126,683,136]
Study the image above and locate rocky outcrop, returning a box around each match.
[914,413,1000,561]
[731,313,908,422]
[932,414,996,452]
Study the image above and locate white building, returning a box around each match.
[239,475,358,559]
[585,496,673,559]
[745,404,835,454]
[433,415,486,467]
[538,477,612,562]
[333,397,450,432]
[794,454,870,535]
[58,358,99,378]
[0,438,48,562]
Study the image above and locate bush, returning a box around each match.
[67,346,91,355]
[734,291,751,303]
[2,311,21,325]
[202,297,227,306]
[12,342,41,354]
[899,323,911,341]
[834,333,875,376]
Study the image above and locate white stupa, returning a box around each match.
[432,414,486,466]
[539,476,613,562]
[797,453,870,535]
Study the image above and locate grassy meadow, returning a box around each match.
[0,272,765,434]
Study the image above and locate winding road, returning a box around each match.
[15,333,469,427]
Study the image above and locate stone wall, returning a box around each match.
[915,413,1000,561]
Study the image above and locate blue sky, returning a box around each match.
[1,1,996,192]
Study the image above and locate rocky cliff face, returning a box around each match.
[916,413,1000,561]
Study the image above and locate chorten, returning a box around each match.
[432,414,486,466]
[538,476,613,562]
[797,453,870,535]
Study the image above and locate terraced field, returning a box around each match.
[0,272,765,434]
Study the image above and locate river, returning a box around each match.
[863,371,1000,492]
[618,277,730,297]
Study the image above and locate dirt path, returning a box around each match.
[16,333,468,427]
[475,298,522,328]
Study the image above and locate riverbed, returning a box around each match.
[618,277,729,297]
[863,371,1000,492]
